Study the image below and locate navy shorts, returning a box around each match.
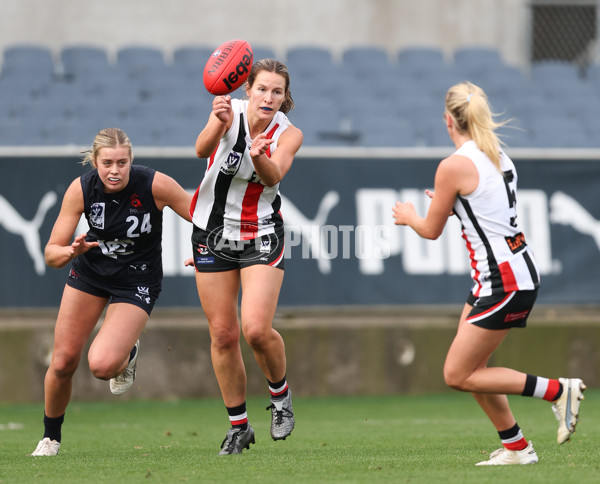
[192,225,285,272]
[466,288,538,330]
[66,267,161,315]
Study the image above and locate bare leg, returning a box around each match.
[443,303,527,431]
[195,270,247,407]
[240,265,286,383]
[44,285,107,418]
[87,302,149,380]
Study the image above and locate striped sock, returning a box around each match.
[498,423,528,451]
[267,376,288,411]
[522,374,563,401]
[226,403,248,430]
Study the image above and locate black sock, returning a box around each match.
[129,344,137,362]
[43,413,65,443]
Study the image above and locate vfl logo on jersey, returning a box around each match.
[89,203,105,229]
[505,232,527,254]
[220,151,242,175]
[259,239,271,253]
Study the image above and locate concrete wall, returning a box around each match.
[0,0,530,68]
[1,306,598,403]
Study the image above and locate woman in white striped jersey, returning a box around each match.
[189,58,302,454]
[393,81,585,466]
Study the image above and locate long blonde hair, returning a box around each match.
[445,81,505,171]
[81,127,133,167]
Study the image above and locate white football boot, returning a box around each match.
[475,441,538,466]
[31,437,60,456]
[552,377,586,444]
[110,340,139,395]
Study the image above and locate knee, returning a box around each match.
[88,355,121,381]
[209,322,240,352]
[242,323,270,350]
[443,364,468,391]
[50,351,80,379]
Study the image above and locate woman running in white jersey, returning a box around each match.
[189,58,303,455]
[392,81,585,466]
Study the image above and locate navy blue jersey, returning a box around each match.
[71,165,163,287]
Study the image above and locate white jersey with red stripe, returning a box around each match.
[452,140,540,297]
[191,99,291,240]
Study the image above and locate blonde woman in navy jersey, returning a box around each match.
[189,58,302,454]
[393,81,586,466]
[31,128,192,456]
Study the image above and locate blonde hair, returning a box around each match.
[445,81,505,171]
[81,127,133,167]
[246,58,294,114]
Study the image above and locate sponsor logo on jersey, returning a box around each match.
[130,194,142,208]
[129,263,149,274]
[504,310,530,322]
[195,256,215,265]
[505,232,527,254]
[89,203,105,229]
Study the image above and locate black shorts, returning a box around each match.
[466,288,538,330]
[192,225,285,272]
[66,267,161,315]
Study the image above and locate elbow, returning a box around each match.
[422,229,443,240]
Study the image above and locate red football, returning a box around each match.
[203,39,254,95]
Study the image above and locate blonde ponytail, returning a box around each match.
[445,81,506,172]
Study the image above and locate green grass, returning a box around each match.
[1,392,598,483]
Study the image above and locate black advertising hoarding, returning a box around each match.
[1,147,598,307]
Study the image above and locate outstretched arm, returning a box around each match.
[393,155,476,240]
[152,172,193,222]
[45,179,99,268]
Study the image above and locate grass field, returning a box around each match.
[0,392,598,483]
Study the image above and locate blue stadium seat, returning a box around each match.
[531,60,580,82]
[1,44,56,79]
[532,118,588,148]
[496,121,535,148]
[341,46,391,77]
[397,46,447,76]
[418,117,453,147]
[452,46,505,75]
[286,46,336,78]
[116,46,166,78]
[251,45,277,62]
[173,45,215,76]
[0,119,46,145]
[61,46,111,79]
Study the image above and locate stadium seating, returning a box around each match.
[61,45,111,79]
[1,43,599,148]
[1,44,56,80]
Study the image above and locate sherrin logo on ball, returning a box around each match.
[203,39,253,95]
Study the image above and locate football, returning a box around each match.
[203,39,253,95]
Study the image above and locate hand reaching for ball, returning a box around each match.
[249,133,274,158]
